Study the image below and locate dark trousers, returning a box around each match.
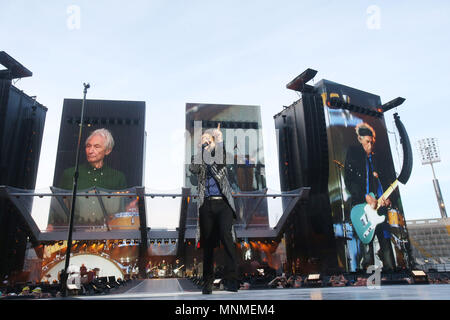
[359,223,395,272]
[199,198,237,286]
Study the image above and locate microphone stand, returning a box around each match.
[61,83,90,297]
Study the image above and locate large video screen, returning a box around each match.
[184,103,269,228]
[318,80,411,272]
[47,99,145,229]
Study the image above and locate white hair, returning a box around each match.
[86,128,115,151]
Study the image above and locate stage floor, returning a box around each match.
[73,279,450,300]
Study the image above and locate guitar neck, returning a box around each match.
[376,179,398,209]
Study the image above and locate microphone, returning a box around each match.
[202,142,210,149]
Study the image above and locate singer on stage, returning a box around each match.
[189,123,240,294]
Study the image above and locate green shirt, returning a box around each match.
[48,163,128,226]
[59,163,127,191]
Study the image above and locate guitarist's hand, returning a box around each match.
[365,194,378,209]
[379,196,391,208]
[366,194,391,209]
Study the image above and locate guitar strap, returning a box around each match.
[367,155,391,239]
[366,155,383,198]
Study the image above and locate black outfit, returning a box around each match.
[344,145,395,271]
[189,142,240,293]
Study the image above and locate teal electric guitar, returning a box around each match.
[350,180,398,244]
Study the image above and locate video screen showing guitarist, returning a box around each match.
[344,123,395,271]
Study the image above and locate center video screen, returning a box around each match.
[184,103,269,228]
[47,99,145,230]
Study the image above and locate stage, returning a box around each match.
[65,279,449,300]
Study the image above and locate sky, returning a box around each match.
[1,1,450,229]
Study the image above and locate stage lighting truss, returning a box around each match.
[4,190,304,201]
[327,97,383,118]
[286,68,318,93]
[1,186,309,246]
[381,97,406,112]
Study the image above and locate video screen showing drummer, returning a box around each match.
[48,128,139,230]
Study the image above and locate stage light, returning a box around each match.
[307,274,321,281]
[67,284,78,290]
[381,97,405,112]
[286,68,318,93]
[411,270,428,284]
[412,270,426,276]
[213,279,222,288]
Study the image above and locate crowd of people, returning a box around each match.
[427,273,450,284]
[188,269,450,291]
[0,265,135,299]
[2,264,449,298]
[0,284,53,299]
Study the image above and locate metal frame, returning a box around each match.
[0,185,310,244]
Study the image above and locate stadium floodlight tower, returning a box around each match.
[417,138,447,218]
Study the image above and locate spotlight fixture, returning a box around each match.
[286,68,318,93]
[328,97,383,117]
[307,274,321,281]
[381,97,405,113]
[411,270,428,284]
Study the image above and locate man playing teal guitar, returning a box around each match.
[344,123,395,272]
